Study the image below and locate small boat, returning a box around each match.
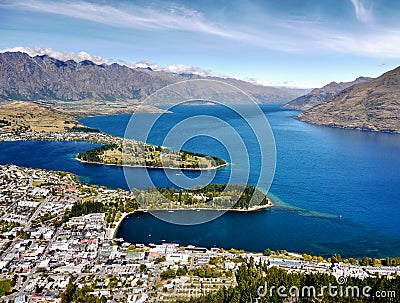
[148,233,151,237]
[175,173,182,176]
[168,210,174,213]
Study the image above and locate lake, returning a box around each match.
[1,104,399,257]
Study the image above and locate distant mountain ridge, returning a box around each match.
[0,52,183,102]
[297,66,400,133]
[284,77,373,110]
[0,52,306,108]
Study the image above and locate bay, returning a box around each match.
[1,104,399,257]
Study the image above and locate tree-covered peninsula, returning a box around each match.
[139,184,271,210]
[77,141,227,170]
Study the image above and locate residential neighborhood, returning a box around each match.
[0,130,121,145]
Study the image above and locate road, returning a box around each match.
[25,195,51,229]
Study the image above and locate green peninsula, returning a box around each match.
[146,184,272,210]
[77,141,227,170]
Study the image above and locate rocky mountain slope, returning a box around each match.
[284,77,372,110]
[297,66,400,133]
[0,52,306,109]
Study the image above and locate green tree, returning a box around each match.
[61,277,76,303]
[332,253,342,264]
[176,267,188,276]
[263,248,273,256]
[160,268,176,280]
[139,264,147,273]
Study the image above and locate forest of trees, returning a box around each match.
[61,278,106,303]
[153,184,269,209]
[77,143,119,162]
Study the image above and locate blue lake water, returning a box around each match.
[1,104,399,257]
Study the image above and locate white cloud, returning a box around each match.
[0,46,112,65]
[161,64,212,77]
[311,27,400,58]
[243,78,313,89]
[270,18,400,58]
[2,1,400,62]
[350,0,373,23]
[1,0,249,40]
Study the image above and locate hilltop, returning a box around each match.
[0,101,84,132]
[284,77,372,110]
[297,66,400,133]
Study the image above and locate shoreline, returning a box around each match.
[75,156,228,171]
[295,116,400,135]
[107,212,130,239]
[109,202,273,240]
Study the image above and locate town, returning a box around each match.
[0,164,399,302]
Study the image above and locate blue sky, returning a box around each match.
[1,0,400,87]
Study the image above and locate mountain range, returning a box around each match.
[1,51,398,133]
[0,52,307,113]
[284,77,373,110]
[296,66,400,133]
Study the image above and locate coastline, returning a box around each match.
[295,116,400,134]
[107,212,130,240]
[109,202,273,240]
[75,156,228,171]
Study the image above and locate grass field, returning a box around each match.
[0,278,12,296]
